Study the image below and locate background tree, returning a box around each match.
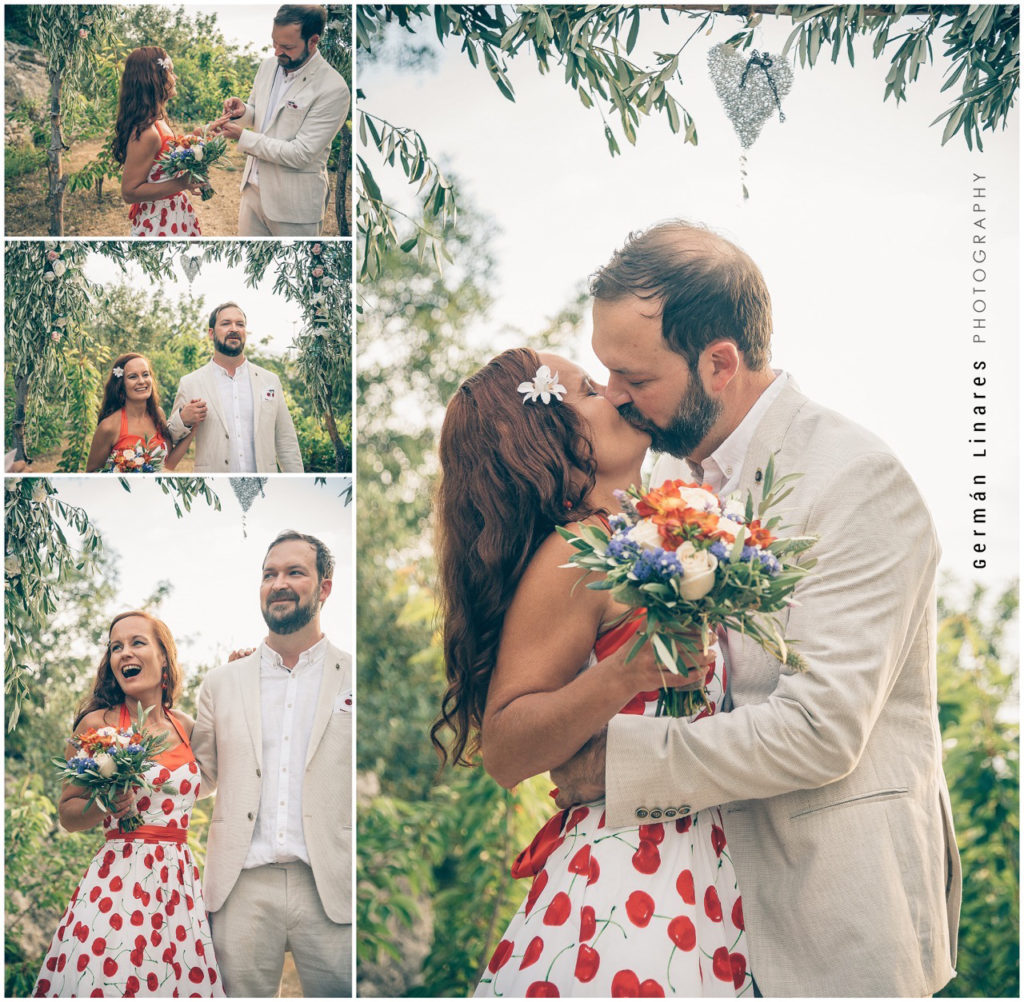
[355,3,1019,277]
[322,5,354,236]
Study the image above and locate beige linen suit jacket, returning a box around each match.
[607,381,961,997]
[166,360,303,473]
[191,643,353,924]
[235,50,350,224]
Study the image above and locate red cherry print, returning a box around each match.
[151,930,163,947]
[37,979,51,995]
[579,905,597,941]
[98,896,112,913]
[163,947,175,964]
[542,891,571,926]
[631,839,660,875]
[77,955,90,973]
[638,822,665,845]
[126,976,140,994]
[135,934,147,949]
[131,947,144,967]
[567,846,591,875]
[189,967,204,984]
[639,980,666,997]
[180,780,191,794]
[712,946,732,982]
[209,967,217,983]
[619,692,646,714]
[519,935,544,969]
[731,952,748,989]
[130,909,144,926]
[587,856,601,885]
[137,796,151,812]
[196,941,205,958]
[711,824,726,857]
[133,881,143,899]
[668,915,696,951]
[91,989,104,997]
[110,913,124,931]
[176,925,187,942]
[91,936,106,955]
[566,805,589,831]
[103,957,118,977]
[89,886,102,903]
[151,912,164,929]
[597,811,606,829]
[46,957,57,971]
[185,894,194,910]
[675,869,695,905]
[574,943,600,982]
[110,875,123,892]
[188,762,197,774]
[161,866,169,882]
[704,886,723,922]
[524,870,549,917]
[674,816,692,833]
[611,969,641,996]
[487,939,514,974]
[75,923,89,942]
[732,897,744,930]
[57,954,66,972]
[148,972,160,991]
[525,982,559,997]
[625,890,655,927]
[103,849,116,867]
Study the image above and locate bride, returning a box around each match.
[113,46,205,237]
[433,347,752,997]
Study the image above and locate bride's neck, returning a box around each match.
[124,399,150,420]
[589,465,643,515]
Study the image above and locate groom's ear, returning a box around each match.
[702,340,740,393]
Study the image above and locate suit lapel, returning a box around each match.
[249,365,264,442]
[238,652,263,767]
[737,380,809,497]
[265,53,323,132]
[304,644,349,768]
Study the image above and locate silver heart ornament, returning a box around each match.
[708,44,793,149]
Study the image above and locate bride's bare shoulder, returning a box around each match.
[126,122,162,154]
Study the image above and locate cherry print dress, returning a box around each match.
[128,120,201,238]
[33,706,223,998]
[476,619,752,998]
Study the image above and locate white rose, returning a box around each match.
[192,144,204,162]
[51,259,67,277]
[677,486,720,513]
[722,495,746,521]
[627,519,662,550]
[716,517,746,544]
[677,550,718,601]
[94,753,116,778]
[5,555,22,576]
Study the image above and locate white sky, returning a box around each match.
[40,476,354,687]
[83,250,307,356]
[359,11,1020,594]
[191,4,277,56]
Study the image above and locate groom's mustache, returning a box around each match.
[267,589,299,604]
[617,402,658,434]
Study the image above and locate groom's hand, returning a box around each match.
[551,728,608,809]
[222,96,245,119]
[180,398,207,428]
[217,120,244,142]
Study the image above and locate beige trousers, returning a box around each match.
[209,860,352,997]
[237,183,325,237]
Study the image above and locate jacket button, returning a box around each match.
[635,808,648,819]
[256,768,261,777]
[247,811,254,820]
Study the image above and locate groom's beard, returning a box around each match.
[618,377,722,460]
[213,332,245,357]
[277,43,311,72]
[262,588,319,634]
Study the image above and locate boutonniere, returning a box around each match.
[286,100,300,110]
[334,689,353,713]
[264,387,276,400]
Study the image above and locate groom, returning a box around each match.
[551,221,962,997]
[166,301,304,473]
[214,4,350,236]
[192,531,352,996]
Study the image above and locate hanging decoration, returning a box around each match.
[180,253,202,287]
[229,477,268,537]
[708,44,792,198]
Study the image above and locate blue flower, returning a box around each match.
[709,540,730,562]
[126,744,144,755]
[632,548,683,583]
[758,551,781,575]
[607,514,630,533]
[606,533,641,563]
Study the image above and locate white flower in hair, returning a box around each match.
[517,364,566,405]
[112,366,124,378]
[157,57,173,70]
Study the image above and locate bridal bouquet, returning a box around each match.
[104,442,166,473]
[557,458,817,716]
[155,131,228,200]
[53,704,173,833]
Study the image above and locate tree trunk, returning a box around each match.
[12,372,31,463]
[335,122,351,237]
[46,68,67,236]
[322,404,350,472]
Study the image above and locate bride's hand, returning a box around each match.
[619,639,714,694]
[228,647,256,662]
[106,789,137,820]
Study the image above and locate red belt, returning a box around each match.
[106,824,187,845]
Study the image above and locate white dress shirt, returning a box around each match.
[244,636,328,869]
[249,65,299,187]
[212,360,257,473]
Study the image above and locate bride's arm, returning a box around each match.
[85,415,119,473]
[120,125,202,204]
[162,426,195,471]
[57,711,136,832]
[480,527,697,789]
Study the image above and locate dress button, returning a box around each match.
[678,805,691,816]
[664,808,677,818]
[635,808,649,819]
[649,809,663,820]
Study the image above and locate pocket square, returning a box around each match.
[263,387,276,401]
[286,100,300,110]
[334,689,353,713]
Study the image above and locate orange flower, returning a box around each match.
[746,520,776,548]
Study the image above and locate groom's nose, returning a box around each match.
[603,375,633,408]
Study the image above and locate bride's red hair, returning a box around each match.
[112,47,174,165]
[431,348,600,768]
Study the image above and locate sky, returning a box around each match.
[34,476,355,688]
[359,9,1020,595]
[83,248,309,356]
